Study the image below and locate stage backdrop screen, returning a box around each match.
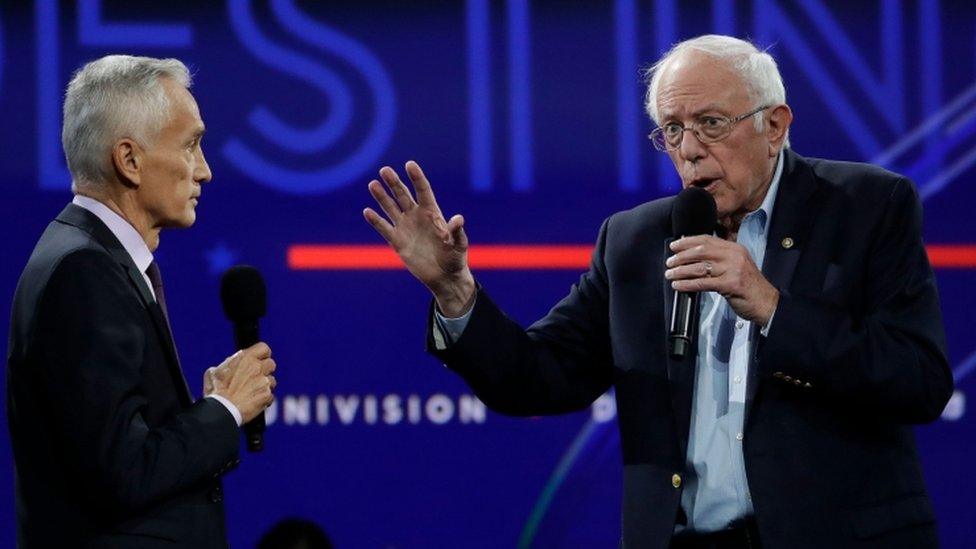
[1,1,975,547]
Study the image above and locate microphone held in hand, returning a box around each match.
[221,265,267,452]
[669,187,717,359]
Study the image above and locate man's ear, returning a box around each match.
[111,139,143,187]
[766,104,793,156]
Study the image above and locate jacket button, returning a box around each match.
[793,379,802,386]
[671,474,682,489]
[784,375,793,382]
[773,371,784,379]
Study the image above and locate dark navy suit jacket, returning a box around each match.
[7,204,240,548]
[429,149,952,548]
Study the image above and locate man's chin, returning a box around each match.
[167,212,196,229]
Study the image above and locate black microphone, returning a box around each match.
[669,186,717,359]
[220,265,267,452]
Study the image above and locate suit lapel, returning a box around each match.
[662,237,696,457]
[56,204,193,405]
[745,150,822,421]
[123,266,193,406]
[761,151,820,293]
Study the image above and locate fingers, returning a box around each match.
[405,160,439,209]
[260,358,276,375]
[379,166,417,213]
[665,261,716,281]
[667,236,722,267]
[367,179,403,222]
[245,342,272,359]
[666,258,725,293]
[252,374,276,407]
[219,349,242,368]
[669,235,713,252]
[363,207,396,243]
[671,276,722,293]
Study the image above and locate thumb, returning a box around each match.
[203,367,215,394]
[447,214,468,249]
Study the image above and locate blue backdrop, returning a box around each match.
[2,1,975,547]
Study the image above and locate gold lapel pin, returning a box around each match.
[781,237,794,249]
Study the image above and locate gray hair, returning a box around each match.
[643,35,789,146]
[62,55,192,190]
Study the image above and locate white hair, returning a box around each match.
[62,55,192,190]
[643,35,789,146]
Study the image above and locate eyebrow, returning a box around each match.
[662,104,729,122]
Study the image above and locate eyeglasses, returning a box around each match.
[648,105,771,152]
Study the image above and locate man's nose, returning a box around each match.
[677,128,707,163]
[196,148,213,183]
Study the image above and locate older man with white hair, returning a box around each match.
[365,35,951,548]
[7,55,277,547]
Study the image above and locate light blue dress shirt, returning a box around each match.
[681,150,783,532]
[433,151,785,532]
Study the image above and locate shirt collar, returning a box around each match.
[745,149,784,231]
[72,195,154,274]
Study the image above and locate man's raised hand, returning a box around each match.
[363,161,476,317]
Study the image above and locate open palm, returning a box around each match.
[363,161,473,308]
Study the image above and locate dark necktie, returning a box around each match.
[145,261,171,326]
[145,261,192,400]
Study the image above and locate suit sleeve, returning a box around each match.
[758,177,953,423]
[34,249,239,515]
[427,219,614,416]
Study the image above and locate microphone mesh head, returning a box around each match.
[220,265,267,321]
[671,186,718,237]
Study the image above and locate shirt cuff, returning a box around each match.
[432,300,476,350]
[206,394,243,427]
[760,306,777,337]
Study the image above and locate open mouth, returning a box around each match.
[690,178,719,192]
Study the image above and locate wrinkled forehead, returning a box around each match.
[656,51,751,119]
[161,78,203,127]
[171,82,201,116]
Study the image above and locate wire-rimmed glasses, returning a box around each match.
[649,105,771,152]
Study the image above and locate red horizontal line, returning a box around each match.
[926,245,976,268]
[288,245,592,270]
[287,244,976,270]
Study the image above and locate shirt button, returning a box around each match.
[736,432,744,441]
[672,473,682,489]
[734,376,742,384]
[736,320,744,330]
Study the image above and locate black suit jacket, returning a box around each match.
[7,204,240,548]
[429,150,952,548]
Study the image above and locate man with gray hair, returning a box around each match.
[7,55,276,547]
[365,35,951,547]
